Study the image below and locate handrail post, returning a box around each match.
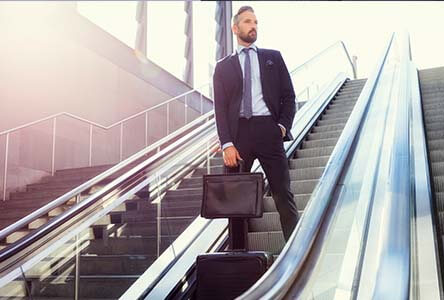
[120,123,123,162]
[89,124,93,167]
[156,173,162,258]
[200,92,203,115]
[145,111,148,148]
[3,133,9,201]
[185,95,188,125]
[74,194,81,300]
[51,117,57,176]
[166,103,170,135]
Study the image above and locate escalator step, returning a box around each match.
[263,195,311,212]
[435,192,444,212]
[426,130,444,140]
[295,146,334,158]
[289,156,330,169]
[429,150,444,162]
[431,162,444,176]
[249,212,282,232]
[306,130,343,141]
[302,138,338,149]
[317,117,348,127]
[426,122,444,132]
[290,180,319,195]
[289,167,325,181]
[433,176,444,193]
[248,231,285,255]
[311,124,345,133]
[424,108,444,117]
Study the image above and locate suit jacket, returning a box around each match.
[213,48,296,147]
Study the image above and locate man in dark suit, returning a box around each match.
[213,6,298,241]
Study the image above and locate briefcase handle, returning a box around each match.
[224,159,247,174]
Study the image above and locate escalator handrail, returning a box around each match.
[0,113,216,262]
[370,31,411,299]
[0,111,214,242]
[237,33,395,300]
[290,40,356,80]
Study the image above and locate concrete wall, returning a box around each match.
[0,3,213,199]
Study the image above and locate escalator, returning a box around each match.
[0,74,364,299]
[247,78,366,257]
[419,66,444,282]
[0,42,360,299]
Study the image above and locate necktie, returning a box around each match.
[242,48,252,119]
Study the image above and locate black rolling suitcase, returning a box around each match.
[195,251,273,300]
[195,161,273,300]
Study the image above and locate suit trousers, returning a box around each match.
[227,116,299,241]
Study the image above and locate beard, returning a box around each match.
[239,29,257,44]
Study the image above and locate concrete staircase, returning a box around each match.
[247,78,367,257]
[1,155,224,299]
[418,67,444,254]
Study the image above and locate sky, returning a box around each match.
[77,1,444,88]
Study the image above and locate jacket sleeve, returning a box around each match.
[213,63,233,147]
[276,52,296,133]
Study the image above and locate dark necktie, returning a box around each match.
[242,47,253,119]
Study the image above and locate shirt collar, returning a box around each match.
[236,44,258,54]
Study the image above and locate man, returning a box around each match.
[213,6,298,241]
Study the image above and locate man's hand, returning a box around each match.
[223,146,242,167]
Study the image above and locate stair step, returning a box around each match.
[306,130,343,141]
[429,150,444,162]
[424,107,444,118]
[248,231,285,255]
[312,124,345,134]
[302,138,338,149]
[92,217,194,237]
[290,180,318,195]
[249,212,281,232]
[29,276,136,298]
[316,117,348,127]
[426,129,444,141]
[191,166,224,177]
[84,236,175,255]
[431,162,444,177]
[289,167,324,181]
[435,192,444,212]
[295,146,334,159]
[263,194,311,212]
[289,156,330,169]
[80,254,156,275]
[425,122,444,132]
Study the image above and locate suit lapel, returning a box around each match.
[257,48,267,87]
[229,52,243,83]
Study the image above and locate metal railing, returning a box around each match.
[0,110,214,242]
[0,112,219,282]
[237,33,395,300]
[290,40,357,106]
[0,39,358,299]
[0,82,211,201]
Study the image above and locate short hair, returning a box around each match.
[233,6,254,25]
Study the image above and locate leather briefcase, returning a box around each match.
[201,161,264,219]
